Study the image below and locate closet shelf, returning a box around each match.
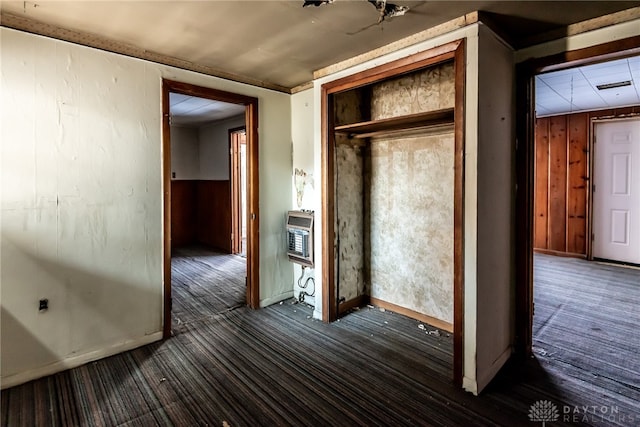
[334,108,454,139]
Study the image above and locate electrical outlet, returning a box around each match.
[172,172,176,179]
[39,299,49,311]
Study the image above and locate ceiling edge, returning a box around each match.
[0,12,292,94]
[519,6,640,48]
[312,11,478,81]
[290,81,314,94]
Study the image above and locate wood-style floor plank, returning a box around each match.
[2,250,638,426]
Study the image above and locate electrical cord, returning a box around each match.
[296,266,316,303]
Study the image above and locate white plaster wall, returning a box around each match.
[0,27,292,387]
[312,25,481,393]
[255,88,294,308]
[170,126,199,180]
[291,89,316,305]
[291,90,315,210]
[474,23,515,392]
[199,115,245,181]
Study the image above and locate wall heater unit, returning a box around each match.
[286,210,314,267]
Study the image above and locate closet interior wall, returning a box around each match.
[334,61,456,329]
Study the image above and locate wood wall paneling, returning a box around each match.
[534,118,549,249]
[567,113,588,254]
[171,180,197,248]
[547,116,568,253]
[197,180,232,253]
[533,109,639,257]
[170,180,231,253]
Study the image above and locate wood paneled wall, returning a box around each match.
[197,181,232,253]
[534,107,640,257]
[171,181,198,247]
[534,113,588,256]
[171,180,231,252]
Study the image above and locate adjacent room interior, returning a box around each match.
[532,54,640,408]
[168,93,248,330]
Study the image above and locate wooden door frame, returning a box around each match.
[514,36,640,357]
[321,39,466,386]
[162,79,260,339]
[230,126,247,255]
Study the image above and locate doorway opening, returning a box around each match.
[516,37,640,411]
[592,118,640,265]
[162,80,260,338]
[230,127,248,257]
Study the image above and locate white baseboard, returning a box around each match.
[1,332,163,389]
[260,290,294,307]
[463,376,479,396]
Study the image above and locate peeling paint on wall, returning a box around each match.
[294,168,314,209]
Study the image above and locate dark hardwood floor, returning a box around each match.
[531,253,640,426]
[1,251,638,426]
[170,246,246,331]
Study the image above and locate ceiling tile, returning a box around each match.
[536,55,640,116]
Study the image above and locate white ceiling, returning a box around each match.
[169,93,245,127]
[535,55,640,117]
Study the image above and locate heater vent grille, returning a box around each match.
[286,210,314,267]
[287,215,312,228]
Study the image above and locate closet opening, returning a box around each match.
[321,39,466,385]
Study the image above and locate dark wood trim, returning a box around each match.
[587,117,595,261]
[338,295,368,315]
[334,108,455,137]
[230,130,240,254]
[162,80,260,339]
[321,39,465,386]
[163,79,259,106]
[369,297,454,333]
[514,35,640,357]
[514,61,536,359]
[533,36,640,74]
[245,100,260,309]
[229,126,246,255]
[322,40,461,94]
[321,87,336,322]
[452,39,466,389]
[533,248,587,259]
[162,81,172,339]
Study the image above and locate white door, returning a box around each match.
[593,118,640,264]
